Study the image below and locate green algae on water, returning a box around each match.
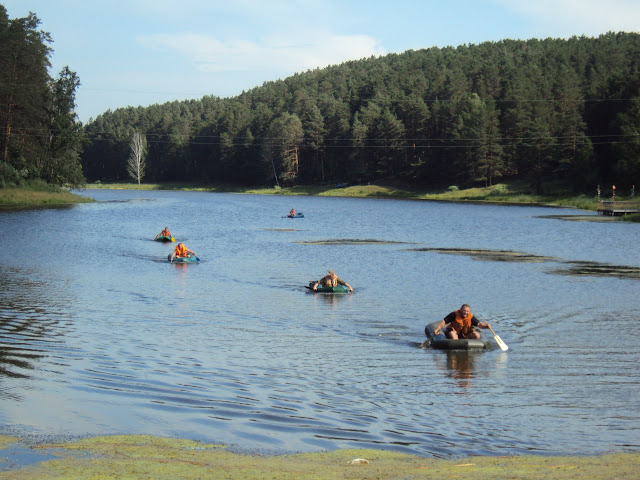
[299,238,413,245]
[552,261,640,280]
[411,247,558,263]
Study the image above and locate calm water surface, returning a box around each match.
[1,189,639,458]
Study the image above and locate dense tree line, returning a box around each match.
[0,5,84,188]
[82,32,640,192]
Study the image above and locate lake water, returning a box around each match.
[0,189,639,458]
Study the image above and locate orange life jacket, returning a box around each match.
[322,274,338,287]
[448,309,473,337]
[161,228,170,236]
[175,243,187,257]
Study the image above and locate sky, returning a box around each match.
[3,0,640,123]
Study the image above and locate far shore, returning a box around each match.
[3,180,639,222]
[83,180,640,222]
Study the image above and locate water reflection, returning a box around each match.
[307,291,354,306]
[0,266,75,401]
[434,351,477,391]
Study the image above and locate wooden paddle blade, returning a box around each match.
[488,325,509,351]
[494,334,509,351]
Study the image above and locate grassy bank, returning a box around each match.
[0,181,94,206]
[0,434,637,479]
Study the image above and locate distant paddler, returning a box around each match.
[154,226,174,242]
[312,270,353,292]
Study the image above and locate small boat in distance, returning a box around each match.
[155,235,175,242]
[154,227,175,242]
[285,209,304,218]
[305,283,350,293]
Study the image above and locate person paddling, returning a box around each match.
[154,226,172,240]
[312,270,353,292]
[424,304,491,346]
[169,243,197,262]
[289,208,296,217]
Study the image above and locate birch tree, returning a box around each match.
[127,132,146,184]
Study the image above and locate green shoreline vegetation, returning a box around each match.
[0,180,93,207]
[82,178,640,221]
[4,178,639,222]
[0,434,638,480]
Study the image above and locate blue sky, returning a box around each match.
[4,0,640,123]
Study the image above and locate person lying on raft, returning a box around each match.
[312,270,353,292]
[429,304,491,340]
[169,243,196,262]
[154,226,172,240]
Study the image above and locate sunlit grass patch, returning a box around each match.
[1,434,639,480]
[0,435,18,448]
[0,187,93,206]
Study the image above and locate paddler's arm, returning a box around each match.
[472,316,491,329]
[337,277,353,292]
[431,319,445,336]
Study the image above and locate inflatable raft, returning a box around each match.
[424,320,488,350]
[168,254,199,263]
[306,283,350,293]
[155,235,175,242]
[286,212,304,218]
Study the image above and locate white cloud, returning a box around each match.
[138,31,385,74]
[494,0,640,35]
